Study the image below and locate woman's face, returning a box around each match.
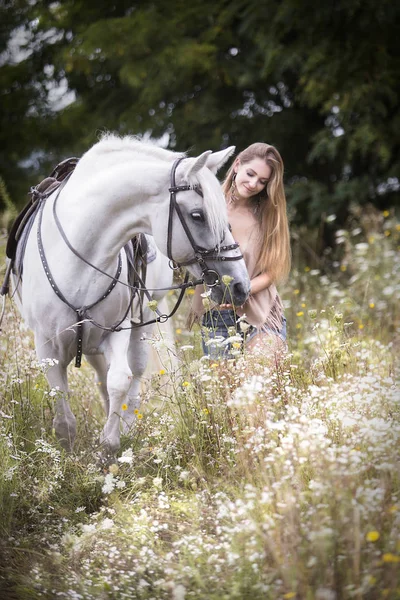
[234,157,271,200]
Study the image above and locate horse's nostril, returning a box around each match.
[233,281,249,304]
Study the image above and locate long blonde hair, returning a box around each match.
[222,142,291,284]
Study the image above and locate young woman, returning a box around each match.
[190,142,291,360]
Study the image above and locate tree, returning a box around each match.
[1,0,398,236]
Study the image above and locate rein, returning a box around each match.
[36,158,244,367]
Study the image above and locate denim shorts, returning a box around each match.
[201,309,287,359]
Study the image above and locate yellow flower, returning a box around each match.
[383,210,390,217]
[369,302,375,309]
[203,408,209,414]
[187,289,195,296]
[147,299,158,311]
[382,553,400,563]
[222,275,233,285]
[176,328,182,334]
[159,369,166,375]
[296,323,302,329]
[340,265,347,272]
[368,236,375,243]
[366,530,380,542]
[301,302,306,308]
[232,342,241,349]
[137,413,143,420]
[134,409,139,415]
[293,289,300,295]
[121,403,128,411]
[296,311,304,317]
[359,323,364,330]
[396,224,400,232]
[283,593,296,599]
[304,266,310,272]
[182,381,190,387]
[210,363,218,368]
[367,575,377,585]
[384,230,391,237]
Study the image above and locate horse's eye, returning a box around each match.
[191,210,204,222]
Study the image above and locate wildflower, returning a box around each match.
[368,236,375,243]
[382,553,400,563]
[304,266,310,272]
[153,477,163,489]
[301,302,306,308]
[308,309,317,319]
[334,313,343,322]
[121,403,128,411]
[134,408,139,414]
[186,289,195,296]
[382,210,390,217]
[232,342,241,349]
[340,265,347,272]
[359,324,364,330]
[296,311,304,317]
[147,300,158,311]
[200,289,212,298]
[108,463,119,475]
[366,530,380,542]
[176,328,182,334]
[384,230,391,237]
[182,381,190,388]
[293,289,300,295]
[396,224,400,232]
[159,369,166,375]
[137,413,143,420]
[118,449,133,464]
[296,323,302,329]
[210,363,219,368]
[222,275,233,285]
[202,298,211,309]
[283,593,296,599]
[239,321,250,332]
[369,302,375,309]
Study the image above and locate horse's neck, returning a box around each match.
[50,157,170,268]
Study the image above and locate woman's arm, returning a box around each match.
[249,272,272,295]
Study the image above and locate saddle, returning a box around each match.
[6,157,79,261]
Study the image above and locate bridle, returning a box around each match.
[36,157,244,367]
[167,157,243,286]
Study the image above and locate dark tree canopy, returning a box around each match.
[1,0,399,229]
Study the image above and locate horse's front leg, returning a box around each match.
[85,353,110,415]
[36,337,76,451]
[121,326,152,434]
[100,330,132,455]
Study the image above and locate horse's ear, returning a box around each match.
[183,151,212,180]
[206,146,236,174]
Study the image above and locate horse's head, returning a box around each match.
[152,148,251,307]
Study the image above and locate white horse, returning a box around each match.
[12,134,250,454]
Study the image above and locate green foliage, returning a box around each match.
[0,1,399,229]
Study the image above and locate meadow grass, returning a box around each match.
[0,207,399,600]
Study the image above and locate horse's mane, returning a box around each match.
[89,133,227,242]
[93,132,184,162]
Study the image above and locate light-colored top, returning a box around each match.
[191,201,284,331]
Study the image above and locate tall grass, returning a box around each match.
[0,206,399,600]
